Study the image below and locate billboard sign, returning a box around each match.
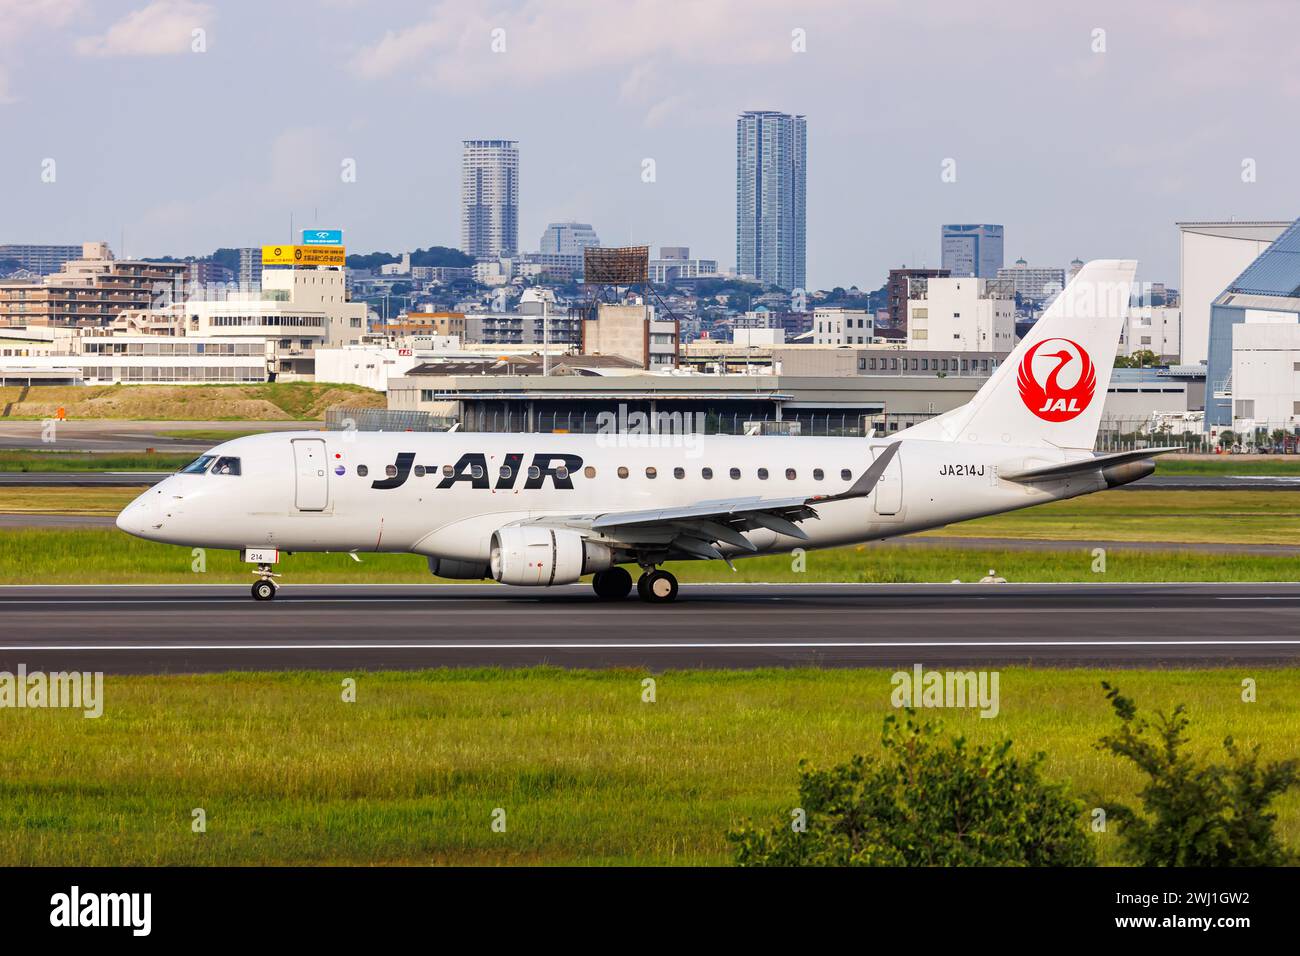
[302,229,344,246]
[262,245,346,266]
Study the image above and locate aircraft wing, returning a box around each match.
[515,442,900,561]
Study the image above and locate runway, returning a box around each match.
[0,582,1296,673]
[0,419,302,453]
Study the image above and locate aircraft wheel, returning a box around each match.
[251,579,277,602]
[638,569,678,603]
[593,567,633,599]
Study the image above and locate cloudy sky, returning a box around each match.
[1,0,1297,289]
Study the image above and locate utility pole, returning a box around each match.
[542,295,550,376]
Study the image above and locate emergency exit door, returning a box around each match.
[872,444,902,515]
[293,439,329,511]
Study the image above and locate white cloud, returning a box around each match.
[0,0,83,46]
[75,0,212,57]
[0,0,83,102]
[349,0,835,88]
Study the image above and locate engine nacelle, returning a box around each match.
[490,527,613,586]
[427,556,490,580]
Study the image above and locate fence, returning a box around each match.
[329,405,1294,453]
[324,407,457,432]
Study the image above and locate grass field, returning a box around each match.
[922,489,1300,546]
[1156,457,1300,476]
[153,429,263,442]
[0,382,383,421]
[0,451,192,473]
[0,526,1294,584]
[0,667,1294,865]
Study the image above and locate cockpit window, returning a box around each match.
[179,455,216,474]
[212,456,241,476]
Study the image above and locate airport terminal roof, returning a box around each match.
[1222,217,1300,298]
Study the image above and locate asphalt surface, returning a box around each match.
[0,472,162,486]
[0,582,1296,673]
[0,419,304,452]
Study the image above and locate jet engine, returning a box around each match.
[427,556,490,580]
[490,527,613,586]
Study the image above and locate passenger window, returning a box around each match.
[645,466,657,479]
[584,466,596,479]
[673,467,685,479]
[618,466,629,478]
[414,465,425,477]
[841,469,852,481]
[528,465,541,479]
[385,464,398,478]
[701,467,713,479]
[499,465,512,480]
[785,468,796,480]
[212,456,241,476]
[556,466,569,480]
[357,465,369,477]
[179,455,215,475]
[442,465,454,477]
[813,468,823,480]
[729,468,741,479]
[471,464,484,479]
[757,468,769,480]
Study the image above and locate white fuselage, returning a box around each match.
[116,430,1108,566]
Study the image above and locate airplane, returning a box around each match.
[116,259,1177,603]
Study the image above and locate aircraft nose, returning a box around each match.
[116,492,159,539]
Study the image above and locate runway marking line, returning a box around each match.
[1,640,1299,652]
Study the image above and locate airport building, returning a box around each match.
[1202,216,1300,435]
[1178,220,1290,366]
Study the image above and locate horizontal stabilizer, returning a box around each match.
[1000,447,1182,483]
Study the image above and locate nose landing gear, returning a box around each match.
[251,564,280,602]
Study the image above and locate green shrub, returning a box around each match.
[728,712,1094,866]
[1097,683,1299,866]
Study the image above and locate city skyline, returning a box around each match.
[2,1,1299,289]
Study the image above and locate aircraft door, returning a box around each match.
[293,438,329,511]
[872,444,902,515]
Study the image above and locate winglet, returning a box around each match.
[810,442,900,504]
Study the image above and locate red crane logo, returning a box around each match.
[1017,337,1095,422]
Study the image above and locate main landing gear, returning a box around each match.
[590,566,679,603]
[251,564,280,602]
[636,568,678,604]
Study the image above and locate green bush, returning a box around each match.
[728,712,1094,866]
[1097,683,1299,866]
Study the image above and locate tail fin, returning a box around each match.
[902,259,1136,450]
